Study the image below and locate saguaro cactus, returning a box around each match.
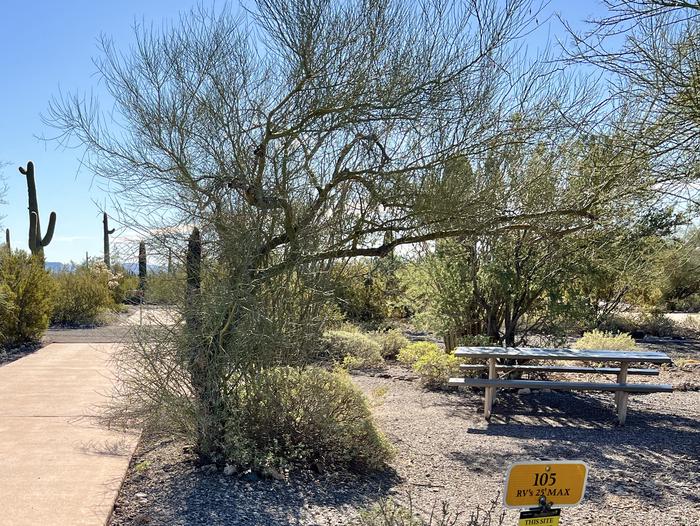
[4,228,10,253]
[19,161,56,257]
[138,241,147,291]
[103,212,115,269]
[184,227,217,457]
[186,228,201,307]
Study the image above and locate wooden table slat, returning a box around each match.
[454,346,672,364]
[448,377,673,393]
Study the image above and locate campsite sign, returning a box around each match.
[504,461,589,509]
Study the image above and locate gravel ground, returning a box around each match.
[109,343,700,526]
[0,342,41,366]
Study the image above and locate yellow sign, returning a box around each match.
[519,519,559,526]
[504,461,588,509]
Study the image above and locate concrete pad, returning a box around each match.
[0,343,139,526]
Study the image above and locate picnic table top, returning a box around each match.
[454,346,672,364]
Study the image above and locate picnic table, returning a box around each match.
[448,346,673,425]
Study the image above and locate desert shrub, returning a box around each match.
[572,329,636,350]
[597,314,637,335]
[412,349,461,388]
[109,266,140,304]
[397,341,440,366]
[636,313,678,337]
[376,329,410,359]
[224,366,393,472]
[668,293,700,312]
[0,251,55,346]
[598,312,679,338]
[51,263,117,326]
[324,330,384,369]
[458,334,493,346]
[678,314,700,334]
[145,271,185,305]
[355,495,505,526]
[0,282,17,346]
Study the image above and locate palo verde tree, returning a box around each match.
[49,1,627,462]
[564,0,700,202]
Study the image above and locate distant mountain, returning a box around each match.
[45,261,69,273]
[119,263,164,275]
[44,261,164,274]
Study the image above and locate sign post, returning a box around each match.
[504,461,588,525]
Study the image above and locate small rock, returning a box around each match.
[135,492,148,499]
[201,463,218,474]
[223,464,236,476]
[241,470,260,482]
[517,388,532,395]
[263,467,285,481]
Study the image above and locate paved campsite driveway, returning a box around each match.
[0,343,139,526]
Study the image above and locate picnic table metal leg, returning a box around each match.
[484,357,497,420]
[616,363,629,425]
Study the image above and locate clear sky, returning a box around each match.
[0,0,602,263]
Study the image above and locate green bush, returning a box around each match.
[51,263,117,326]
[397,341,440,366]
[0,251,55,346]
[375,329,410,359]
[324,330,384,369]
[145,271,184,305]
[573,329,636,351]
[411,349,461,388]
[224,366,393,472]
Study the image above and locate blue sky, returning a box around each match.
[0,1,603,263]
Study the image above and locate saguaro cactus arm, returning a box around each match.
[41,212,56,246]
[4,228,10,253]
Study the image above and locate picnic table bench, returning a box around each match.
[448,346,673,425]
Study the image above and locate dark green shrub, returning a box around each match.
[598,312,679,338]
[0,250,55,346]
[51,263,117,326]
[224,366,393,472]
[597,314,637,334]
